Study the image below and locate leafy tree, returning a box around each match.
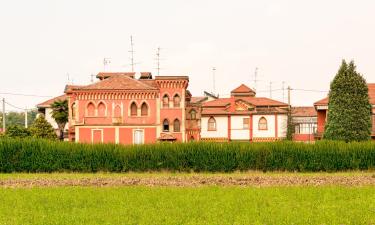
[50,99,68,141]
[286,109,294,140]
[4,125,30,138]
[0,110,37,128]
[29,115,57,140]
[324,60,372,142]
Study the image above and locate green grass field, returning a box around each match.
[1,173,375,225]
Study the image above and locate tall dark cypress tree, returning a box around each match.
[324,60,372,142]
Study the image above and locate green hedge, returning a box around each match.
[0,138,374,172]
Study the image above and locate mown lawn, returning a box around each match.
[0,185,374,225]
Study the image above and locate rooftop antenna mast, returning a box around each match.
[269,81,272,98]
[156,47,161,75]
[90,74,95,83]
[67,73,70,84]
[129,35,135,72]
[103,58,111,71]
[254,67,258,92]
[212,67,216,94]
[282,81,285,102]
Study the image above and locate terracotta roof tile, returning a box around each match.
[74,75,157,91]
[241,97,288,106]
[37,95,67,108]
[231,84,255,93]
[190,97,208,104]
[292,107,317,117]
[201,108,229,115]
[202,98,231,107]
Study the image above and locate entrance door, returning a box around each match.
[92,129,103,143]
[133,130,144,144]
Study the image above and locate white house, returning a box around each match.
[200,84,289,142]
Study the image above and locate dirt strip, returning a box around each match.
[1,175,375,188]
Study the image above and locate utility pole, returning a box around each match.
[24,108,28,128]
[129,35,135,72]
[287,86,291,109]
[2,98,5,132]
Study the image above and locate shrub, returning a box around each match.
[0,138,374,173]
[4,125,30,138]
[29,116,57,140]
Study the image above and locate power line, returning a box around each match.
[0,92,53,98]
[5,101,27,111]
[292,88,328,93]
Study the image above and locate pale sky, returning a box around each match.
[0,0,374,111]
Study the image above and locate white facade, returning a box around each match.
[201,116,228,138]
[277,114,288,138]
[230,115,250,140]
[201,114,288,140]
[253,115,276,138]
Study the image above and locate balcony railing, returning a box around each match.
[112,117,122,124]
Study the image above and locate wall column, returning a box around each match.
[275,114,278,139]
[227,115,231,141]
[249,114,253,142]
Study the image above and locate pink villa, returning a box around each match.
[37,72,294,144]
[64,72,192,144]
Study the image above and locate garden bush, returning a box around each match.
[0,138,374,172]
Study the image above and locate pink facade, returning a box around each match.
[65,72,189,144]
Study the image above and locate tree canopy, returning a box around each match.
[29,115,57,140]
[324,60,372,142]
[50,99,68,141]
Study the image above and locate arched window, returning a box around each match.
[163,119,169,132]
[190,109,197,120]
[141,102,148,116]
[114,105,122,118]
[173,94,180,108]
[87,102,95,117]
[130,102,137,116]
[98,102,106,117]
[208,117,216,131]
[163,94,169,108]
[258,117,268,130]
[71,103,76,120]
[173,119,180,132]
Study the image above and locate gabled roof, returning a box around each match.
[292,107,317,117]
[314,83,375,106]
[231,84,255,94]
[72,74,158,91]
[37,95,67,108]
[190,97,208,104]
[202,98,231,107]
[242,97,288,106]
[202,97,288,108]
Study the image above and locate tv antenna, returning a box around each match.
[129,35,135,72]
[254,67,258,92]
[90,74,95,83]
[212,67,216,94]
[155,47,161,75]
[103,58,111,71]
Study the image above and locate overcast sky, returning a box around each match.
[0,0,374,111]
